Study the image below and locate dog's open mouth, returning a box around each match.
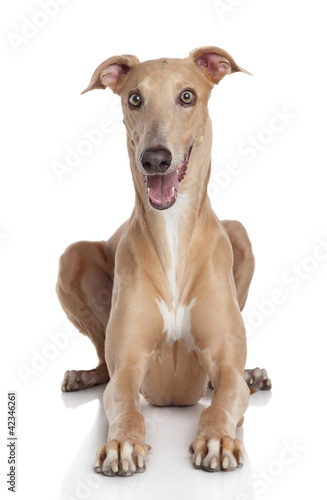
[145,146,192,210]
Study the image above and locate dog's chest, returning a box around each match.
[155,198,196,350]
[156,298,195,350]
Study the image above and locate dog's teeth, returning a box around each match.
[147,188,150,195]
[172,187,175,195]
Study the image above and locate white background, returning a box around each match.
[1,1,326,499]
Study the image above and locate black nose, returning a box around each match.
[140,147,172,174]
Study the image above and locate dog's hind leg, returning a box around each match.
[222,220,271,394]
[57,223,127,391]
[222,220,255,312]
[57,240,112,391]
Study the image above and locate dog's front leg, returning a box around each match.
[189,281,250,472]
[95,284,161,477]
[95,365,151,477]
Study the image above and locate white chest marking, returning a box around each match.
[156,194,196,350]
[156,298,196,350]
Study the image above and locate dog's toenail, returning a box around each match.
[195,452,202,467]
[122,460,129,472]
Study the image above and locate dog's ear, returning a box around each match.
[81,54,139,95]
[189,46,252,85]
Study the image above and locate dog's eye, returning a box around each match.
[128,93,142,108]
[180,90,196,106]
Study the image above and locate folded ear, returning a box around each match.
[189,46,252,85]
[81,54,139,95]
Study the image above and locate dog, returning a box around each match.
[57,46,271,476]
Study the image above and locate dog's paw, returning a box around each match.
[244,367,272,394]
[94,439,152,477]
[61,365,109,392]
[189,435,243,472]
[61,369,98,391]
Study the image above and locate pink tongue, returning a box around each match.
[146,171,179,205]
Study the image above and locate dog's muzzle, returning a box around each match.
[141,146,192,211]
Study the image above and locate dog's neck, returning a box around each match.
[126,126,214,285]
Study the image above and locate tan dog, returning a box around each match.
[57,47,271,476]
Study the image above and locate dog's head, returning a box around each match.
[82,47,250,211]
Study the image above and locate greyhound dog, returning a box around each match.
[57,46,271,476]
